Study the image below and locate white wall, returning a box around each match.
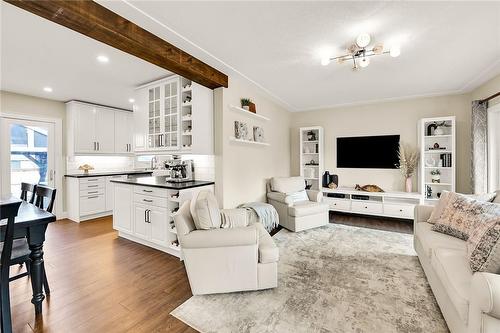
[215,76,291,208]
[471,74,500,107]
[290,94,471,193]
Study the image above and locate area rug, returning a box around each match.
[171,224,448,333]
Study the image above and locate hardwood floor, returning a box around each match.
[10,216,196,333]
[10,213,412,332]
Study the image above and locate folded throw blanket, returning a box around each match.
[239,202,279,232]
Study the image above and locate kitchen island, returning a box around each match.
[111,176,214,258]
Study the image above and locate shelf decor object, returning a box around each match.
[418,116,456,204]
[299,126,324,191]
[240,98,256,113]
[396,143,419,193]
[320,33,401,70]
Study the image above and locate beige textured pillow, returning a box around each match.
[189,190,221,230]
[467,217,500,273]
[432,192,500,240]
[428,191,498,224]
[427,191,450,224]
[271,177,305,194]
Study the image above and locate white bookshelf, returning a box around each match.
[418,116,456,204]
[299,127,324,191]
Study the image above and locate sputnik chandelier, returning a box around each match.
[321,33,401,70]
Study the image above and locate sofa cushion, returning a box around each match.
[432,192,500,240]
[415,222,466,259]
[271,177,305,194]
[288,201,328,217]
[256,223,279,264]
[467,218,500,273]
[431,248,472,324]
[289,190,309,203]
[190,190,221,230]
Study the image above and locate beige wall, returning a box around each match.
[215,76,291,208]
[471,74,500,107]
[290,94,472,193]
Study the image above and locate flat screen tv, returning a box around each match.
[336,135,400,169]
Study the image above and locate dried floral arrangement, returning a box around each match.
[396,143,419,178]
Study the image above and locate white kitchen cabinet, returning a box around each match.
[133,203,151,241]
[113,183,133,233]
[149,206,169,246]
[113,182,214,259]
[114,111,133,153]
[67,100,135,155]
[134,75,213,154]
[106,175,128,211]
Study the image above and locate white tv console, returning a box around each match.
[322,187,423,220]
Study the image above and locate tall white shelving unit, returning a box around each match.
[418,116,456,204]
[299,127,324,191]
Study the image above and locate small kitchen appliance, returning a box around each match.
[165,155,194,182]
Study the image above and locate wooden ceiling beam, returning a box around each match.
[5,0,228,89]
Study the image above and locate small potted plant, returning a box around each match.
[431,169,441,183]
[240,98,256,113]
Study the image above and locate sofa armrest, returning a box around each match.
[414,205,434,223]
[306,190,322,203]
[470,272,500,320]
[267,192,293,206]
[181,225,258,249]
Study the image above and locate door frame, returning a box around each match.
[0,112,64,217]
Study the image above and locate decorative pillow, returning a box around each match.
[431,192,500,240]
[189,190,221,230]
[271,177,305,194]
[428,191,497,224]
[467,217,500,273]
[288,190,309,203]
[427,191,450,224]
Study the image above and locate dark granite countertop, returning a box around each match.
[64,170,153,178]
[110,176,214,190]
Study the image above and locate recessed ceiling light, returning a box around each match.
[128,98,135,103]
[97,55,109,63]
[43,87,53,93]
[390,46,401,57]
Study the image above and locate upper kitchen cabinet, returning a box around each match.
[114,111,134,154]
[134,75,214,155]
[66,101,132,155]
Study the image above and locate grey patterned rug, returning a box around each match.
[171,223,448,333]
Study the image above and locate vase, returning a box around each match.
[405,177,412,192]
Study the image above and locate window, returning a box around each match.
[11,124,28,145]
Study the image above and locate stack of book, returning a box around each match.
[440,153,452,167]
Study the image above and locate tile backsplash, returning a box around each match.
[134,154,215,181]
[67,155,134,174]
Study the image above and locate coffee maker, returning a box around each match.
[165,155,194,182]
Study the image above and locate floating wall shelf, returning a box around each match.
[229,137,270,146]
[229,105,270,121]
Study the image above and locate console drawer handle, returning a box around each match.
[143,199,153,203]
[143,189,153,193]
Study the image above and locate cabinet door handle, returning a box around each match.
[97,142,100,151]
[94,142,96,151]
[143,199,153,203]
[144,209,148,223]
[146,209,151,223]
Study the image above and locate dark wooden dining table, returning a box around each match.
[0,197,56,315]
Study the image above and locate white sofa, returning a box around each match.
[174,200,279,295]
[267,176,329,232]
[414,204,500,333]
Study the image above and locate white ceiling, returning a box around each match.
[100,0,500,111]
[0,2,170,110]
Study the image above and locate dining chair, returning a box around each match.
[0,199,23,333]
[32,185,56,294]
[34,185,57,213]
[20,183,37,204]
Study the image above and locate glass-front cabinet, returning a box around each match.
[146,77,180,150]
[134,74,213,154]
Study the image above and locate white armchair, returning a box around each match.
[267,176,329,232]
[173,192,279,295]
